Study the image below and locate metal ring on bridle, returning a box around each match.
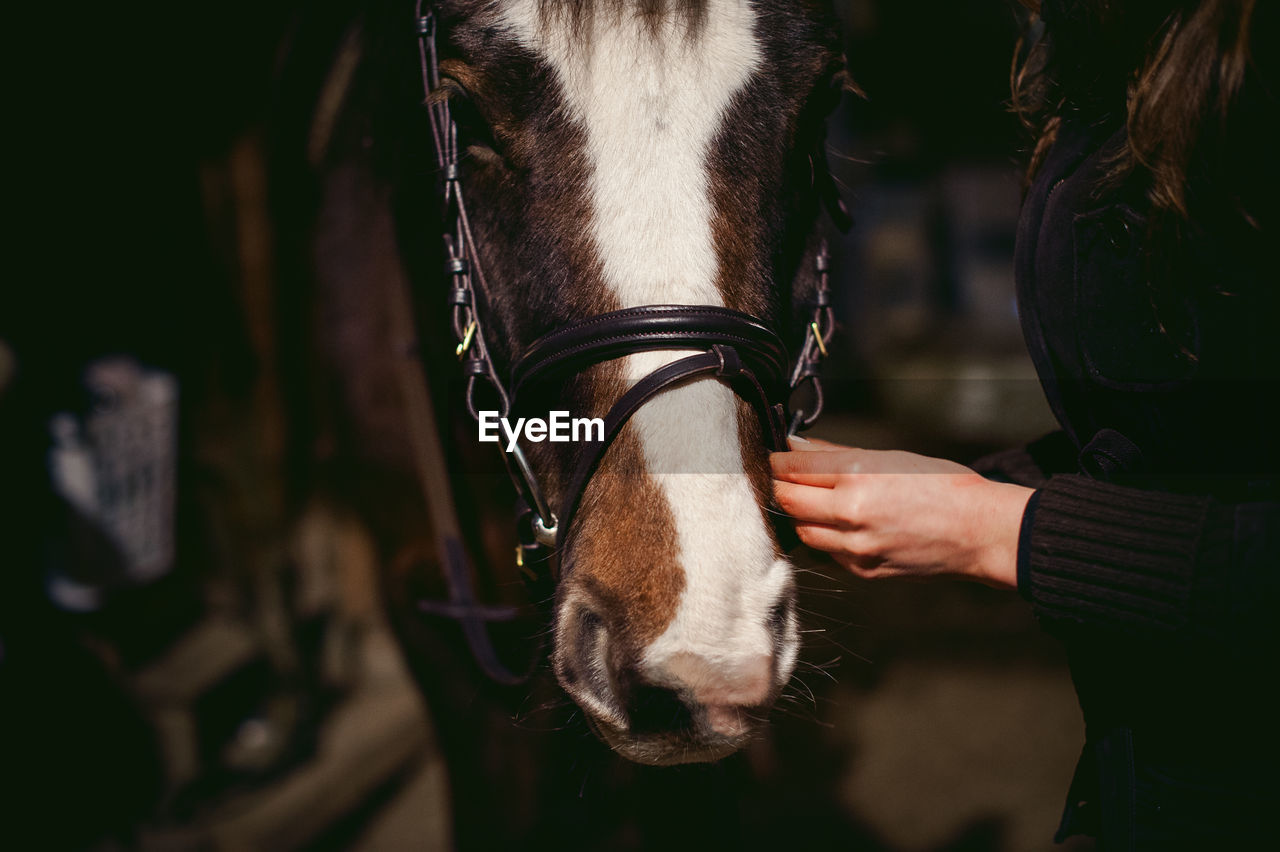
[506,443,558,546]
[531,515,558,548]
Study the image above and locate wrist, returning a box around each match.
[972,481,1035,589]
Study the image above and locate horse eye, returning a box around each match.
[440,80,507,162]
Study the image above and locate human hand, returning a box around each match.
[770,438,1033,589]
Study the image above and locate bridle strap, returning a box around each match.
[513,305,790,401]
[786,248,836,433]
[556,344,787,550]
[406,0,551,685]
[416,0,559,541]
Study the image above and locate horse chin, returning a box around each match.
[586,716,750,766]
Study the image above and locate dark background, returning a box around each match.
[2,2,1086,849]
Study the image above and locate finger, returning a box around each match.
[773,480,845,525]
[792,521,849,554]
[788,435,847,452]
[770,449,846,486]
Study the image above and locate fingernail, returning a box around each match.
[790,435,810,444]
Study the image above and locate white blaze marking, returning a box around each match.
[499,0,797,693]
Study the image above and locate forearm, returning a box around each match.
[1018,475,1279,643]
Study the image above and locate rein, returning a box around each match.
[407,0,839,683]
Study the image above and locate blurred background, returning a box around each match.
[2,1,1087,850]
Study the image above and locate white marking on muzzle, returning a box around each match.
[500,0,797,691]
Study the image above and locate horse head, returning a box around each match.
[428,0,848,765]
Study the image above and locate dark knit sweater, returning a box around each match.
[976,114,1280,848]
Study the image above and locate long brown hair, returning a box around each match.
[1013,0,1259,221]
[1013,0,1270,353]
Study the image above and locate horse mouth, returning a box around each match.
[584,714,753,766]
[553,575,799,765]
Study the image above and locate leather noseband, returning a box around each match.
[511,305,792,548]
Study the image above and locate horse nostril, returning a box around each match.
[625,683,696,736]
[767,599,791,636]
[559,604,616,711]
[576,606,605,649]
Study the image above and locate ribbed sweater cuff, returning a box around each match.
[1016,489,1041,600]
[1021,475,1212,633]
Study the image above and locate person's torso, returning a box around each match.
[1015,117,1280,502]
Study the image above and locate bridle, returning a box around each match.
[416,0,839,549]
[407,1,842,682]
